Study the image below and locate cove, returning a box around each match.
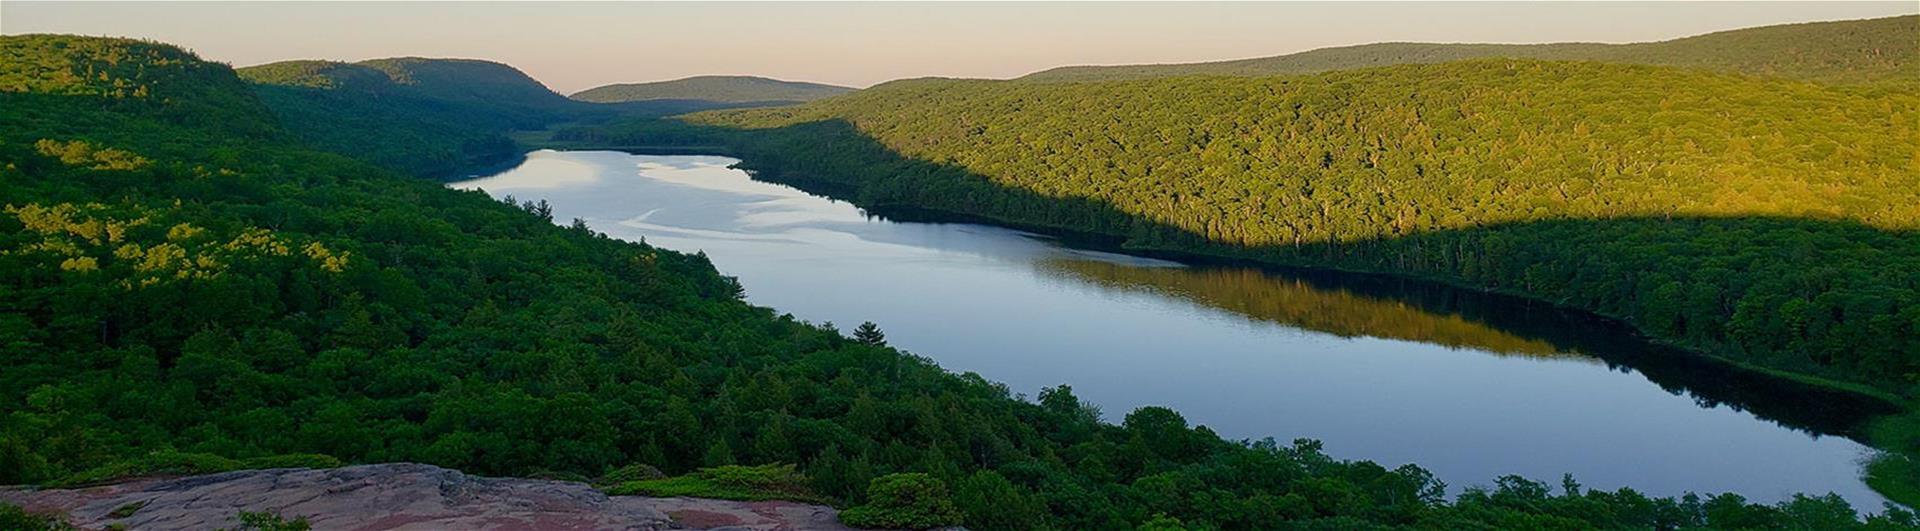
[452,150,1890,508]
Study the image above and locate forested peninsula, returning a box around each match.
[4,15,1920,531]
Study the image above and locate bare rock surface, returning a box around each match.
[0,463,855,530]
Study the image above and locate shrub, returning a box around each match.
[838,473,963,530]
[48,452,342,488]
[0,503,72,531]
[220,511,311,531]
[605,463,820,502]
[599,463,666,485]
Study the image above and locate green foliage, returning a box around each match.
[606,464,821,502]
[236,57,597,178]
[235,57,759,178]
[853,321,887,347]
[1136,514,1192,531]
[0,503,73,531]
[106,501,145,519]
[48,451,341,488]
[34,139,149,171]
[1023,15,1917,84]
[953,470,1045,529]
[220,511,311,531]
[353,57,577,112]
[599,463,666,485]
[838,473,964,530]
[571,75,853,104]
[4,33,1912,530]
[234,60,396,93]
[570,49,1920,516]
[657,59,1920,401]
[0,34,281,140]
[1867,412,1920,508]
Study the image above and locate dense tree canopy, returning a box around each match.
[236,57,761,178]
[570,75,853,104]
[235,57,595,178]
[570,60,1920,403]
[6,33,1920,530]
[1021,15,1917,84]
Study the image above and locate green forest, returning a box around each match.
[4,23,1920,531]
[560,20,1920,512]
[237,59,562,178]
[579,60,1920,399]
[570,75,853,104]
[236,57,772,179]
[1022,15,1916,83]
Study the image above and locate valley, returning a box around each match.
[3,9,1918,530]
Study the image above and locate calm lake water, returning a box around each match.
[453,150,1890,508]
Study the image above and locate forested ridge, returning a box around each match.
[1022,15,1917,83]
[234,59,546,178]
[571,75,853,104]
[5,32,1919,530]
[579,59,1920,403]
[566,46,1920,508]
[237,57,774,179]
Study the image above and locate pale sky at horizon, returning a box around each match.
[3,2,1913,93]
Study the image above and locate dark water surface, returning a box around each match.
[454,150,1889,508]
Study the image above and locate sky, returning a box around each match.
[3,2,1913,93]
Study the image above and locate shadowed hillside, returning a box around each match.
[238,57,606,177]
[572,75,853,105]
[20,33,1913,530]
[356,57,578,111]
[564,54,1920,501]
[1022,15,1917,83]
[237,59,814,178]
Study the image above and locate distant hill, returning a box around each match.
[236,60,832,177]
[1,34,281,140]
[571,75,853,104]
[239,56,586,121]
[357,57,579,110]
[233,60,398,94]
[8,32,1920,530]
[668,58,1920,404]
[239,57,599,177]
[1022,15,1917,83]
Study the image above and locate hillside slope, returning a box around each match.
[237,58,773,177]
[572,75,853,104]
[1022,15,1917,83]
[233,59,399,93]
[237,58,601,177]
[357,57,579,112]
[662,59,1920,402]
[17,33,1907,530]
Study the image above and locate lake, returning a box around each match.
[452,150,1890,509]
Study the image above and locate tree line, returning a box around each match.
[6,34,1919,529]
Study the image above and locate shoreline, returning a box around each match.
[523,145,1920,508]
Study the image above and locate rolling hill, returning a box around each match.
[14,33,1899,530]
[232,59,400,93]
[588,50,1920,503]
[571,75,853,104]
[1022,14,1917,83]
[642,58,1920,403]
[356,57,580,111]
[237,57,602,177]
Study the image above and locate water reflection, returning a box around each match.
[1041,259,1581,361]
[454,150,1889,508]
[1030,255,1895,440]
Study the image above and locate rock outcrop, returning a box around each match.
[0,463,853,530]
